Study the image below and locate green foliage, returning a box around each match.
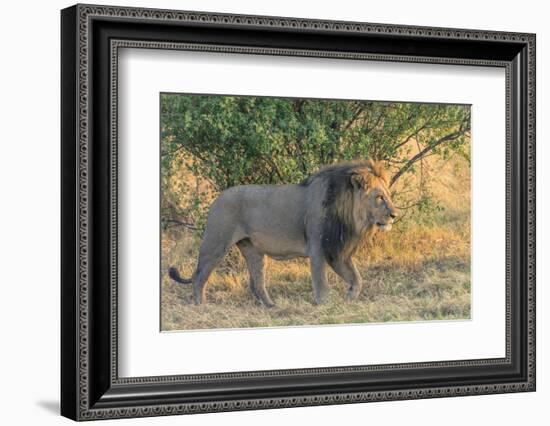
[160,94,470,228]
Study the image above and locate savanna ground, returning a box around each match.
[161,154,470,331]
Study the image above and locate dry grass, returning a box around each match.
[161,224,470,331]
[161,154,471,331]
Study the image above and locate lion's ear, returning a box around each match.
[350,172,366,190]
[367,160,389,185]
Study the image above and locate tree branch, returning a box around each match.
[342,103,366,132]
[392,109,442,151]
[390,115,469,187]
[162,218,201,231]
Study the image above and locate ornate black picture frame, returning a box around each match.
[61,4,536,421]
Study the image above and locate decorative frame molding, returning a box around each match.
[61,3,536,421]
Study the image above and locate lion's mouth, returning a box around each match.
[376,220,393,232]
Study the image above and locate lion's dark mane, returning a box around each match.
[300,161,376,265]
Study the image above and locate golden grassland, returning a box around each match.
[161,156,471,331]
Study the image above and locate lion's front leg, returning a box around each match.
[309,254,329,305]
[329,258,363,301]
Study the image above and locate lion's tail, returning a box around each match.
[168,267,193,285]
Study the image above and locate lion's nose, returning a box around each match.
[389,211,398,219]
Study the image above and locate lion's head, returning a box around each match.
[311,160,398,264]
[349,160,397,233]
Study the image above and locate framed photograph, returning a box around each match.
[61,4,536,421]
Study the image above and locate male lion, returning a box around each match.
[169,160,397,307]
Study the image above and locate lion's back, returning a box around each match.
[206,184,311,253]
[214,184,307,227]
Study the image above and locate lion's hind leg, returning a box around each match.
[237,239,274,308]
[192,231,240,305]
